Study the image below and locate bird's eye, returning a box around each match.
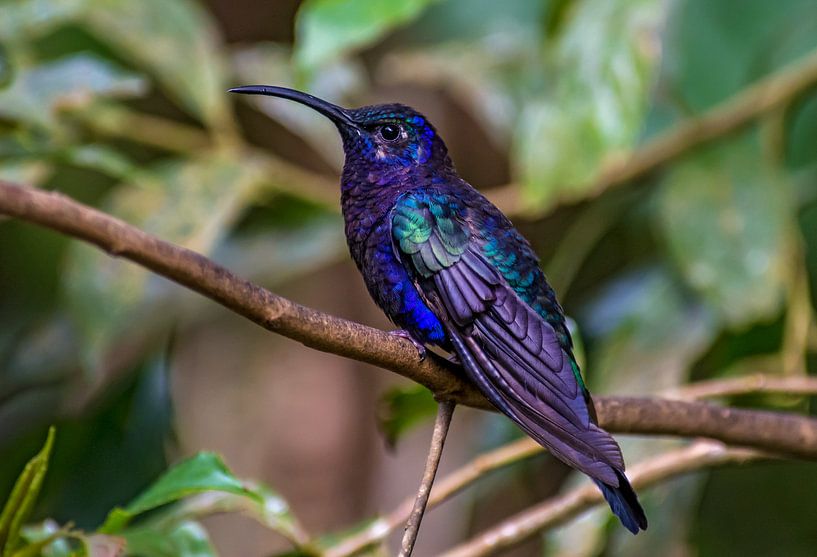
[378,124,401,142]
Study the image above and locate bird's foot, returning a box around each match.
[390,329,427,361]
[448,353,461,365]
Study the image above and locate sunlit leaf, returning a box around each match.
[657,139,793,326]
[377,384,436,447]
[0,0,87,42]
[0,54,145,129]
[0,160,51,186]
[294,0,441,76]
[102,453,307,549]
[0,427,56,557]
[56,144,139,181]
[664,0,817,113]
[101,452,258,533]
[82,0,230,128]
[513,0,666,210]
[376,0,548,145]
[64,151,267,369]
[17,520,72,557]
[122,520,217,557]
[155,485,307,547]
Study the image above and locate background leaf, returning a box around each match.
[657,138,793,326]
[514,0,666,209]
[63,151,267,369]
[82,0,231,128]
[377,384,437,447]
[101,452,257,533]
[0,427,55,557]
[294,0,441,76]
[0,54,145,129]
[122,520,217,557]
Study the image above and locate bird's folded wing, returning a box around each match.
[392,194,624,484]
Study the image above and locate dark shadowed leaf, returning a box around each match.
[377,384,437,447]
[0,427,55,557]
[657,139,793,326]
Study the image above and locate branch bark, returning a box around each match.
[326,372,817,557]
[2,180,817,457]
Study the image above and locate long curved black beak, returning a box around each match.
[228,85,356,128]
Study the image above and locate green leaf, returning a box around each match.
[0,427,56,557]
[377,385,436,447]
[55,144,139,182]
[294,0,441,76]
[81,0,230,128]
[63,151,267,370]
[17,520,73,557]
[122,520,217,557]
[513,0,665,210]
[0,54,145,129]
[147,484,308,547]
[0,0,87,42]
[657,139,793,326]
[0,160,51,186]
[100,452,258,534]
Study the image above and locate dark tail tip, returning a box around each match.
[594,470,648,534]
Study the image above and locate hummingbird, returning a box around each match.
[229,85,647,534]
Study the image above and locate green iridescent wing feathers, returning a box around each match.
[392,194,468,277]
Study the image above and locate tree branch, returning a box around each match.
[325,372,817,556]
[440,440,768,557]
[2,180,817,457]
[487,48,817,216]
[399,400,455,557]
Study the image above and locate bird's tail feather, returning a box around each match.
[594,469,648,534]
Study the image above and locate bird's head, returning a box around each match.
[229,86,453,181]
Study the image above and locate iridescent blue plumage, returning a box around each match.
[229,85,647,534]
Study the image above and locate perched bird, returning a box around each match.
[230,86,647,534]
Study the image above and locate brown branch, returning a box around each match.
[326,372,817,556]
[399,400,455,557]
[2,180,817,456]
[440,440,768,557]
[666,374,817,400]
[487,48,817,216]
[325,437,541,557]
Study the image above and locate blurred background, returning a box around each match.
[1,0,817,555]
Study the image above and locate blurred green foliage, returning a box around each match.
[1,0,816,555]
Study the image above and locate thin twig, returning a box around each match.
[440,440,769,557]
[399,400,456,557]
[487,47,817,216]
[326,372,817,556]
[3,181,817,456]
[325,437,540,557]
[665,374,817,401]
